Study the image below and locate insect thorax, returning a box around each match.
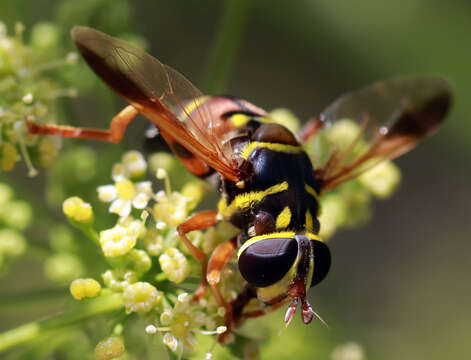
[218,113,321,242]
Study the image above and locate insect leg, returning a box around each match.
[298,116,323,143]
[177,210,219,300]
[27,105,138,143]
[206,237,237,341]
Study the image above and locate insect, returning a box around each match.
[28,26,452,339]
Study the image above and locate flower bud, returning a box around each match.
[359,161,401,198]
[159,248,190,283]
[62,197,93,223]
[70,278,102,300]
[123,282,161,313]
[95,337,125,360]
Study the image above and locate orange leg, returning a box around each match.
[177,210,219,300]
[27,105,139,143]
[241,297,290,320]
[298,116,323,143]
[206,238,237,341]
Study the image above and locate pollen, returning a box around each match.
[70,278,102,300]
[62,197,93,223]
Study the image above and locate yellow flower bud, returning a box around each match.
[62,197,93,223]
[44,253,84,283]
[1,143,18,171]
[38,137,60,168]
[123,282,161,313]
[269,108,301,133]
[0,229,26,257]
[359,161,401,198]
[70,278,102,300]
[99,222,140,257]
[319,194,347,240]
[122,150,147,178]
[95,337,125,360]
[159,248,190,283]
[181,181,206,208]
[148,152,175,173]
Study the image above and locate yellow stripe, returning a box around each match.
[220,182,288,218]
[257,254,300,302]
[240,141,303,160]
[231,114,273,128]
[237,230,322,258]
[306,232,322,241]
[183,96,210,118]
[276,206,292,229]
[305,210,313,231]
[305,184,319,201]
[237,231,296,259]
[231,113,250,128]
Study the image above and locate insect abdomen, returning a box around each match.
[221,120,321,234]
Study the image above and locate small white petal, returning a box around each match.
[155,190,167,202]
[216,326,227,334]
[156,168,167,179]
[145,325,157,334]
[132,193,149,209]
[110,199,132,217]
[97,185,118,202]
[135,181,152,194]
[177,293,191,303]
[163,333,178,352]
[112,163,128,182]
[156,221,166,230]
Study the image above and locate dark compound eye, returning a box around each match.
[238,237,298,288]
[310,240,331,287]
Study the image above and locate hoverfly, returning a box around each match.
[28,26,452,339]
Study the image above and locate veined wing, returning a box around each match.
[72,26,240,181]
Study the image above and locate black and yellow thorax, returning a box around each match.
[217,112,321,241]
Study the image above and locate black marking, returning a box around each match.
[310,240,331,287]
[238,237,298,287]
[386,91,451,139]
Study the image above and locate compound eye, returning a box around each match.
[238,237,298,288]
[310,240,331,287]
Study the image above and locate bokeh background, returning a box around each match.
[1,1,470,359]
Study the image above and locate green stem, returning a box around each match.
[202,0,253,94]
[0,287,68,309]
[77,223,100,246]
[0,293,123,353]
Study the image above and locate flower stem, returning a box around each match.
[202,0,253,94]
[0,293,123,353]
[0,287,68,309]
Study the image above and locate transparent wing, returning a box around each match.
[306,76,452,191]
[72,26,240,181]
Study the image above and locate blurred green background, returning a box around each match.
[1,0,470,359]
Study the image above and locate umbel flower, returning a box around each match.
[0,22,77,175]
[146,292,227,356]
[61,150,230,359]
